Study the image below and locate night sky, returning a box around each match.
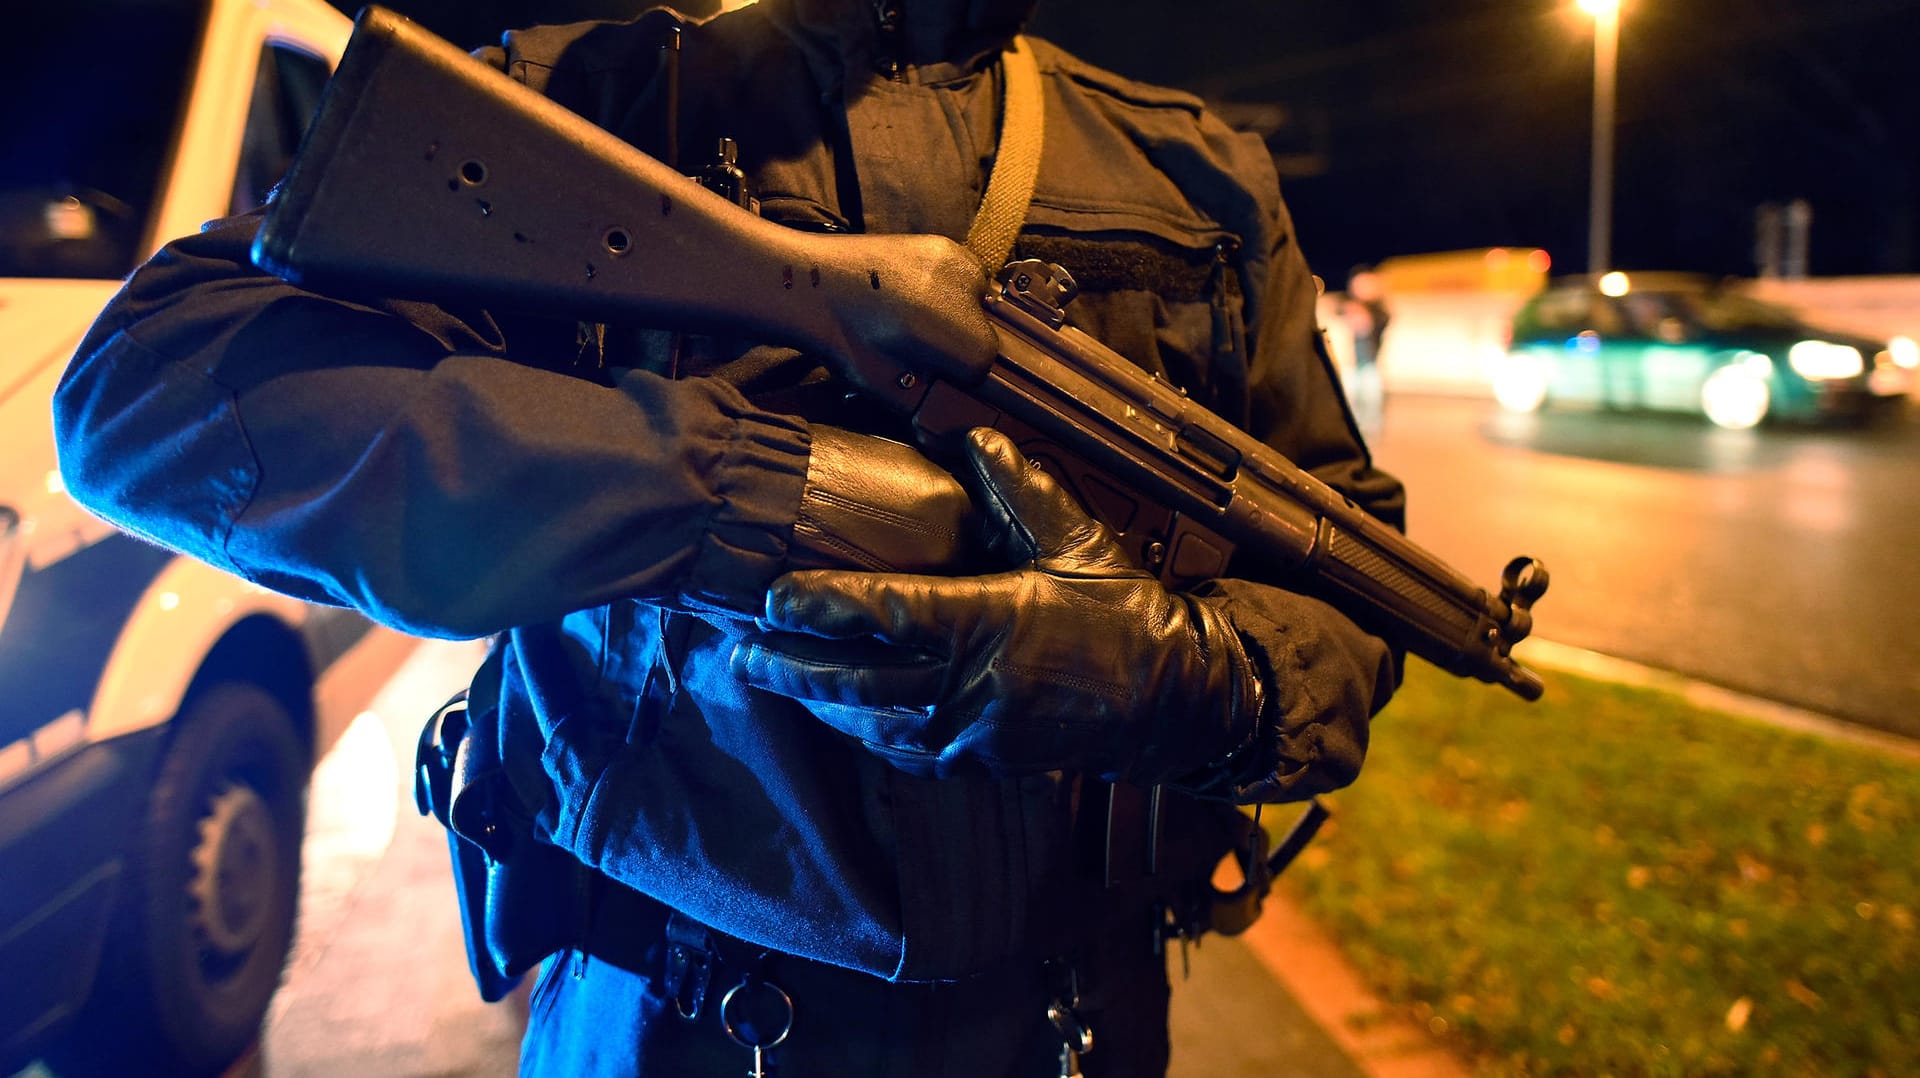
[371,0,1920,284]
[1029,0,1920,284]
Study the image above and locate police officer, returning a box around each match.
[55,0,1405,1074]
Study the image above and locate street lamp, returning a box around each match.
[1579,0,1620,278]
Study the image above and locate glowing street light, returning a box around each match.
[1578,0,1620,277]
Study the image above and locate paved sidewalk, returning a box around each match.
[1169,914,1372,1078]
[259,639,522,1077]
[1216,895,1469,1078]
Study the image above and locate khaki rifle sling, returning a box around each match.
[964,35,1044,270]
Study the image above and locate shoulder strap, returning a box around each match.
[965,35,1044,270]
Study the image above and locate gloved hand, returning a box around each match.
[732,427,1266,783]
[788,425,975,575]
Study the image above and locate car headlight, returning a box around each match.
[1702,365,1770,429]
[1787,340,1864,380]
[1492,353,1549,413]
[1889,335,1918,369]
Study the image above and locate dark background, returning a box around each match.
[349,0,1920,285]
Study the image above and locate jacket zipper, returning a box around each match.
[1210,238,1245,368]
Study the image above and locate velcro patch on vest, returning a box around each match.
[1012,234,1230,302]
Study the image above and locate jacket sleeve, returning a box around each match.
[53,211,813,639]
[1179,195,1405,805]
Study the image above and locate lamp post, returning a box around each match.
[1579,0,1620,278]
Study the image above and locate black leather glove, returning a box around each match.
[788,425,974,575]
[733,427,1265,783]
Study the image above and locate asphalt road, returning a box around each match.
[1364,393,1920,737]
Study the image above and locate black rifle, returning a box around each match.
[255,6,1549,700]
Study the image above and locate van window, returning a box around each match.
[233,42,333,214]
[0,0,206,277]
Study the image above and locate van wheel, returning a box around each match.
[55,682,307,1078]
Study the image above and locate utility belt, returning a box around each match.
[412,645,1325,1003]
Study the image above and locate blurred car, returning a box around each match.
[1,0,416,1074]
[1492,273,1916,429]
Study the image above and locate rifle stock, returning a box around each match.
[256,6,1550,699]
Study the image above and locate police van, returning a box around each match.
[1,0,415,1073]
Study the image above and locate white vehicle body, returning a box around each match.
[1,0,419,1071]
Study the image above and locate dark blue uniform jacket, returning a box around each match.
[55,0,1403,986]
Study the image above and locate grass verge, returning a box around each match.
[1278,660,1920,1076]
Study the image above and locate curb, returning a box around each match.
[1243,890,1472,1078]
[1519,638,1920,761]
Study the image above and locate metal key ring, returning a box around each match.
[719,976,794,1052]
